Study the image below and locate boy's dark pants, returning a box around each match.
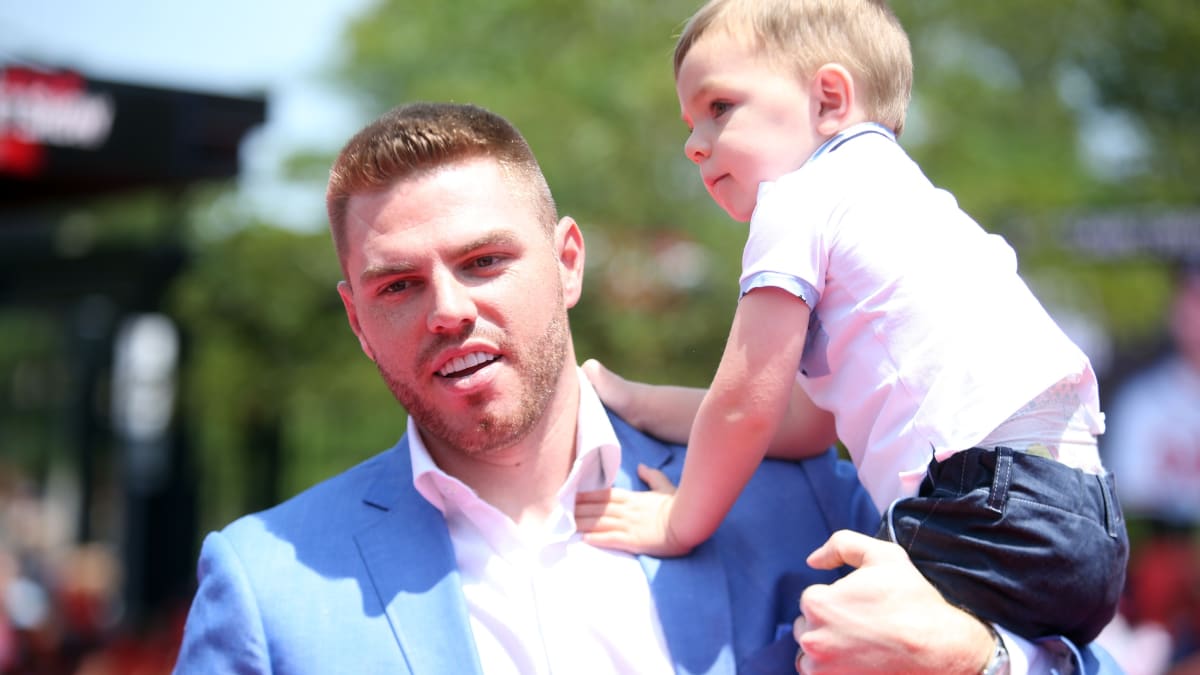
[881,447,1129,645]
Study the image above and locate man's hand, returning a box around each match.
[574,464,695,557]
[794,530,994,674]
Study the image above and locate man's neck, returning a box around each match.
[425,369,582,526]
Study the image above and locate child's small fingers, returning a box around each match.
[579,532,638,553]
[573,502,607,521]
[574,512,604,532]
[636,464,677,494]
[574,488,615,505]
[581,358,609,381]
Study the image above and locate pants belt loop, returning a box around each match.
[1098,473,1119,538]
[987,447,1013,514]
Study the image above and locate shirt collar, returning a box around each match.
[409,366,622,514]
[806,121,896,164]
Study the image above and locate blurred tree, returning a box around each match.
[889,1,1200,351]
[164,0,1200,530]
[331,0,1199,372]
[169,222,408,530]
[336,0,761,389]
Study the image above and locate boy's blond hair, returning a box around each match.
[674,0,912,135]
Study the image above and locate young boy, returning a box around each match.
[575,0,1127,646]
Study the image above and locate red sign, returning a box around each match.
[0,66,116,176]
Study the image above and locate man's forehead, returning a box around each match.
[344,160,513,228]
[343,160,541,266]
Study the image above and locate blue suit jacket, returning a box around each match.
[173,412,1119,673]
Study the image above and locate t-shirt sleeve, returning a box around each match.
[739,174,827,310]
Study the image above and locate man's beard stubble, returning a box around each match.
[375,306,570,458]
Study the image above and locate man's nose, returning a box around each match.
[427,272,477,334]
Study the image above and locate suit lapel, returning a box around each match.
[351,419,739,674]
[355,439,485,675]
[610,413,738,674]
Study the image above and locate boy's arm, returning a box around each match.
[577,287,811,556]
[583,356,835,457]
[582,360,706,446]
[669,286,811,548]
[770,377,837,459]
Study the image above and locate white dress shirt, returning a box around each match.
[409,370,675,675]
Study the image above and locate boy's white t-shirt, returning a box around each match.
[741,124,1103,511]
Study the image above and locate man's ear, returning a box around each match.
[554,216,586,310]
[812,63,857,136]
[337,280,375,360]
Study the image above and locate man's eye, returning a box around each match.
[382,279,410,294]
[472,255,499,269]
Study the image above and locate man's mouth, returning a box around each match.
[437,352,499,378]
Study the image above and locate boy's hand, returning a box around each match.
[574,464,695,558]
[582,358,635,417]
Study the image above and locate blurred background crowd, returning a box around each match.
[2,1,1199,673]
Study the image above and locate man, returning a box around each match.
[173,102,1117,674]
[1103,256,1200,667]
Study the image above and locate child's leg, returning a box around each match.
[879,447,1129,645]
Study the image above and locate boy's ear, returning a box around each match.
[812,63,857,135]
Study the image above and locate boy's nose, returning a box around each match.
[684,130,708,164]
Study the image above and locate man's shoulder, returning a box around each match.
[220,441,406,546]
[608,411,878,536]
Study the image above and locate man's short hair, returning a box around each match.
[326,102,558,272]
[674,0,912,135]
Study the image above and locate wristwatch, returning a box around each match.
[980,625,1011,675]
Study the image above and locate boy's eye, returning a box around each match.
[710,100,732,117]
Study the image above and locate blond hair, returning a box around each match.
[326,102,557,272]
[674,0,912,134]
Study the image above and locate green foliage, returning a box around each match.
[168,225,402,530]
[343,0,709,231]
[339,0,759,386]
[0,309,70,472]
[167,1,1200,528]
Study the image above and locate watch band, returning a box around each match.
[980,624,1011,675]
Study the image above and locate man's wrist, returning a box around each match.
[979,623,1010,675]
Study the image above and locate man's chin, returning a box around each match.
[420,408,532,456]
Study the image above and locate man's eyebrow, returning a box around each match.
[359,261,417,285]
[453,230,521,258]
[357,230,522,285]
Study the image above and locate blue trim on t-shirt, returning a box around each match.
[807,122,896,164]
[740,271,819,311]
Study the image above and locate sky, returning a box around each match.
[0,0,379,228]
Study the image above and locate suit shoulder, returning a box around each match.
[222,444,400,545]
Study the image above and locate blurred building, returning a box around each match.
[1,62,263,674]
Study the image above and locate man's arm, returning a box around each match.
[173,532,271,674]
[796,530,994,673]
[797,530,1124,674]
